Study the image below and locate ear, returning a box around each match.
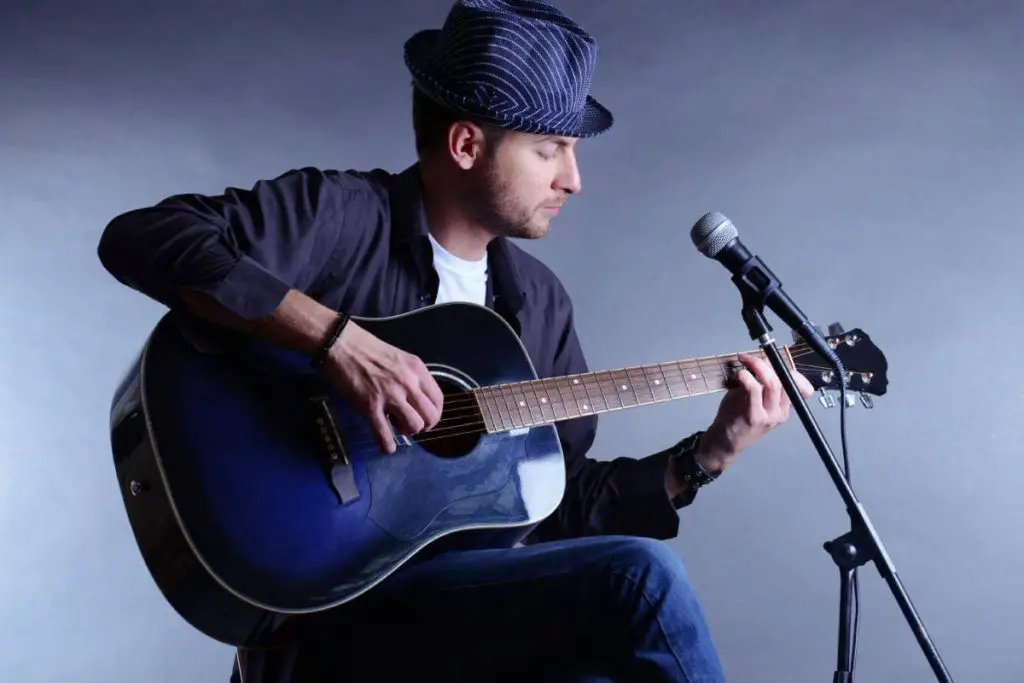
[446,121,488,170]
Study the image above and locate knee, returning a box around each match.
[600,538,712,638]
[607,537,692,594]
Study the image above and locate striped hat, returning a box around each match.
[403,0,614,138]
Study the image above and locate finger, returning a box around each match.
[419,373,445,423]
[794,370,816,398]
[730,367,764,420]
[407,386,442,430]
[388,396,426,436]
[368,407,397,454]
[740,355,782,412]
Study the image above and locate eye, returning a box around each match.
[537,145,557,160]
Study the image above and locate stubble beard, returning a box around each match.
[465,159,547,240]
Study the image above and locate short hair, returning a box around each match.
[411,82,506,158]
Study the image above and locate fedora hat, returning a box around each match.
[403,0,613,138]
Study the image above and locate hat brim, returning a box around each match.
[403,29,614,139]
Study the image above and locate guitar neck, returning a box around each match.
[474,345,798,433]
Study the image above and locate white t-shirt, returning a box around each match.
[428,232,489,306]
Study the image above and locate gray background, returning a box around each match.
[2,1,1021,681]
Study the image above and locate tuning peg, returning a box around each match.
[858,393,874,409]
[818,388,836,408]
[827,322,845,336]
[844,393,857,407]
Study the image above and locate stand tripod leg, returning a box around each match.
[826,532,864,683]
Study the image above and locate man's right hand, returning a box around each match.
[176,288,443,455]
[325,322,445,454]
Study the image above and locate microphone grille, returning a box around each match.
[690,211,738,258]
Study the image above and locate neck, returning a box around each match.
[473,344,802,433]
[418,162,494,260]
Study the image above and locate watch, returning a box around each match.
[670,431,718,493]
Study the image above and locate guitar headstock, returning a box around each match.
[789,322,889,409]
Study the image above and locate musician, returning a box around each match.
[98,1,813,681]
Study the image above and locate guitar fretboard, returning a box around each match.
[473,348,795,433]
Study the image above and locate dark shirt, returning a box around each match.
[98,162,695,683]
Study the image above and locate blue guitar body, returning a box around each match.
[109,302,566,648]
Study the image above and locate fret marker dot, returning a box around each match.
[690,374,698,380]
[654,379,661,385]
[582,404,589,410]
[519,401,526,407]
[540,397,547,403]
[620,385,628,391]
[573,379,580,385]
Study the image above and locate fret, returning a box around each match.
[479,387,499,430]
[706,356,731,392]
[647,364,674,401]
[534,379,557,422]
[483,387,507,430]
[598,370,624,410]
[509,381,540,426]
[547,378,567,421]
[665,362,693,398]
[624,367,651,403]
[566,375,590,418]
[522,381,545,424]
[610,368,639,407]
[509,383,534,426]
[542,378,564,418]
[696,358,714,394]
[581,373,608,413]
[549,378,572,420]
[498,384,527,429]
[641,364,670,403]
[474,389,496,432]
[673,362,697,396]
[651,362,675,401]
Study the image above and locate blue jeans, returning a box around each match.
[297,535,726,682]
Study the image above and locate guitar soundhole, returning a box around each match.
[412,375,485,459]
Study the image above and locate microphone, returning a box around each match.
[690,211,843,372]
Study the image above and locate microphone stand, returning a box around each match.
[732,279,955,683]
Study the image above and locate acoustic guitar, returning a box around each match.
[107,302,888,648]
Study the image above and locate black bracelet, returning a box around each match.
[669,431,717,505]
[310,311,350,369]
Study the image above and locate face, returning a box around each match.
[455,127,583,240]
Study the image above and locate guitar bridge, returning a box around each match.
[307,392,360,505]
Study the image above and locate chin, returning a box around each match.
[502,221,549,241]
[524,224,551,240]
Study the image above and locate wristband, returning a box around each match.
[310,311,350,369]
[669,431,717,501]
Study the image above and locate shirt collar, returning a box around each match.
[389,163,525,315]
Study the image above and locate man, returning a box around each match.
[98,1,813,681]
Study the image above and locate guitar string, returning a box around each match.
[323,354,850,452]
[324,344,828,421]
[373,345,837,422]
[323,348,837,441]
[433,347,834,420]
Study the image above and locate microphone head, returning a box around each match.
[691,211,738,258]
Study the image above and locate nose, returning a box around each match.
[555,149,582,195]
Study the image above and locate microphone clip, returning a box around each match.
[730,252,785,344]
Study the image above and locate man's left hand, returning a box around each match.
[696,354,816,475]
